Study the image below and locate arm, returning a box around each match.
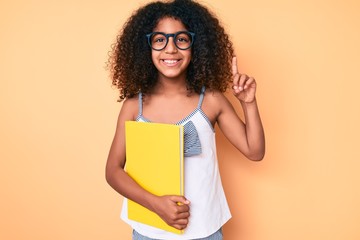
[105,98,190,230]
[217,57,265,160]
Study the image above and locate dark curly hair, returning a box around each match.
[108,0,234,101]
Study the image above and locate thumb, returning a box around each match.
[170,195,190,205]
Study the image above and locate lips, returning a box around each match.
[162,59,181,66]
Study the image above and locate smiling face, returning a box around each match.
[151,17,192,82]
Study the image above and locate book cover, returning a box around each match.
[125,121,184,234]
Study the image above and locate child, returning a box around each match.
[105,0,265,239]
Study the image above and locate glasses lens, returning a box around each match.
[175,32,193,50]
[148,32,194,50]
[150,33,167,50]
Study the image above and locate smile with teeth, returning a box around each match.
[162,59,180,66]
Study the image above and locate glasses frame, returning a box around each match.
[146,31,195,51]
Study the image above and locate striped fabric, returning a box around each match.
[183,120,202,157]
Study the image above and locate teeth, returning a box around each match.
[163,60,178,64]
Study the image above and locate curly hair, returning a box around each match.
[108,0,234,101]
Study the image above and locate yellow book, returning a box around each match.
[125,121,184,234]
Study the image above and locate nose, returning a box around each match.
[164,36,178,53]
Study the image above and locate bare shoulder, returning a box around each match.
[202,89,232,124]
[118,96,139,121]
[205,89,229,102]
[203,89,232,109]
[122,96,138,108]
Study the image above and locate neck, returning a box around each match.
[154,75,188,95]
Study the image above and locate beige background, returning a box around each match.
[1,0,360,239]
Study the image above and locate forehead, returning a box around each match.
[153,17,187,32]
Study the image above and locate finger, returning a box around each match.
[176,204,190,213]
[173,223,187,230]
[173,217,189,228]
[170,196,190,205]
[175,211,190,220]
[244,77,256,90]
[232,57,240,92]
[174,217,189,225]
[232,72,240,92]
[231,56,238,76]
[239,74,249,91]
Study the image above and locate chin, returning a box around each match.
[159,71,186,80]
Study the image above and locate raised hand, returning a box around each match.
[152,195,190,230]
[231,56,257,103]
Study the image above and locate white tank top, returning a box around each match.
[120,87,231,239]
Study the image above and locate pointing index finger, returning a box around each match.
[232,56,238,76]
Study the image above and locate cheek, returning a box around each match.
[184,52,192,64]
[151,51,162,71]
[151,51,157,63]
[151,49,162,60]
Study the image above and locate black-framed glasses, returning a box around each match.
[146,31,195,51]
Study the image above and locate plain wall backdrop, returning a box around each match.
[1,0,359,239]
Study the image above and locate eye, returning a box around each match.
[177,37,189,42]
[154,37,165,43]
[176,33,191,43]
[151,34,166,44]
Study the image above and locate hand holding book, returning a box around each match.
[151,195,190,231]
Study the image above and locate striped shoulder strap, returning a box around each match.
[197,86,206,109]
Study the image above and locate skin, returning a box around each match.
[105,17,265,231]
[151,18,192,83]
